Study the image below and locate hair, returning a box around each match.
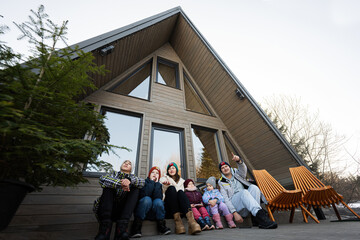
[121,160,132,172]
[167,168,180,183]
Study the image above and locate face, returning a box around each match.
[221,164,231,175]
[187,181,195,188]
[149,169,160,182]
[121,160,132,173]
[206,183,214,191]
[168,166,177,176]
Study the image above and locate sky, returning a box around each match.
[2,0,360,174]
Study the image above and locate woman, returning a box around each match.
[93,160,145,240]
[159,162,201,235]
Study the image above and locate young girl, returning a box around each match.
[159,162,201,235]
[184,179,215,230]
[202,176,236,229]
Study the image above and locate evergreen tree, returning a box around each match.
[196,148,221,179]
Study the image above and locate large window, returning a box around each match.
[87,108,142,173]
[108,60,152,100]
[192,126,222,180]
[156,57,179,89]
[150,125,185,178]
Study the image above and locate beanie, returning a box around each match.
[184,179,194,188]
[206,176,217,188]
[219,161,231,172]
[148,166,161,179]
[167,162,179,173]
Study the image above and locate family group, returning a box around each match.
[93,154,277,240]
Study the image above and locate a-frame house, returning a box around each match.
[1,6,306,239]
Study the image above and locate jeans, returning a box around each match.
[135,196,165,220]
[231,185,262,217]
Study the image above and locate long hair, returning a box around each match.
[167,171,180,183]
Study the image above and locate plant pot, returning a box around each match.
[0,179,35,231]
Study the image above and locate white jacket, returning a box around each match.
[159,175,185,199]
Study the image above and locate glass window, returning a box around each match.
[150,125,185,178]
[156,57,179,89]
[192,126,222,180]
[88,108,142,173]
[108,60,152,100]
[184,73,212,115]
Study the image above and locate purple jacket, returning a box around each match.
[185,189,204,205]
[202,188,224,204]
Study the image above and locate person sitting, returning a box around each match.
[218,153,277,229]
[202,176,236,229]
[93,160,145,240]
[184,178,214,230]
[159,162,201,235]
[131,166,171,238]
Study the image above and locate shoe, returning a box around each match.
[157,219,171,235]
[114,219,129,240]
[255,209,277,229]
[196,217,209,231]
[185,211,202,235]
[130,217,142,238]
[224,213,236,228]
[204,216,215,230]
[95,220,112,240]
[251,215,259,227]
[212,213,223,229]
[173,212,186,234]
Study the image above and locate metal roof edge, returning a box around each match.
[178,10,305,167]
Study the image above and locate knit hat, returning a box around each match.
[219,161,231,172]
[206,176,217,188]
[167,162,179,173]
[184,179,194,188]
[148,166,161,179]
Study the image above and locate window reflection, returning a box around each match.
[151,126,184,178]
[192,127,222,180]
[156,58,179,89]
[109,61,151,100]
[92,109,141,172]
[184,73,211,115]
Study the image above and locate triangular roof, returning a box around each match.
[73,6,305,185]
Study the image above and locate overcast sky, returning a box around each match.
[2,0,360,174]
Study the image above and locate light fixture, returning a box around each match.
[99,45,114,56]
[235,88,245,100]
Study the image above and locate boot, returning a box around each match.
[196,217,209,231]
[251,215,259,227]
[157,219,171,235]
[212,213,223,229]
[130,217,142,238]
[95,220,112,240]
[114,219,129,240]
[255,209,278,229]
[225,213,236,228]
[204,216,215,230]
[173,212,186,234]
[186,211,201,235]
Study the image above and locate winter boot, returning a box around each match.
[114,219,130,240]
[251,215,259,227]
[130,217,142,238]
[157,219,171,235]
[255,209,278,229]
[225,213,236,228]
[196,217,209,231]
[204,216,215,230]
[185,210,202,235]
[95,220,112,240]
[173,212,186,234]
[212,213,223,229]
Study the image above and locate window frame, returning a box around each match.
[156,57,180,89]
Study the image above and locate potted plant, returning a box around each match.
[0,5,116,230]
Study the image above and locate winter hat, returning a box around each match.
[148,166,161,179]
[184,179,194,188]
[206,176,217,188]
[219,161,231,172]
[167,162,179,173]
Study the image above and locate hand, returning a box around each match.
[162,180,170,185]
[209,199,217,207]
[120,179,131,192]
[190,204,195,208]
[231,152,241,163]
[233,212,244,223]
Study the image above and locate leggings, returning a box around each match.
[164,186,191,216]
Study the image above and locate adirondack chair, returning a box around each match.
[289,166,360,221]
[253,169,319,223]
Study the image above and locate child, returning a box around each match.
[202,176,236,229]
[184,179,215,230]
[131,166,171,238]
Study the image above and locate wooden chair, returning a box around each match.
[253,169,319,223]
[289,166,360,221]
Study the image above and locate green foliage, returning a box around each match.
[196,148,221,179]
[0,5,117,190]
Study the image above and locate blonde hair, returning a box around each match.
[121,160,133,173]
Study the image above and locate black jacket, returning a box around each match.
[139,177,163,200]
